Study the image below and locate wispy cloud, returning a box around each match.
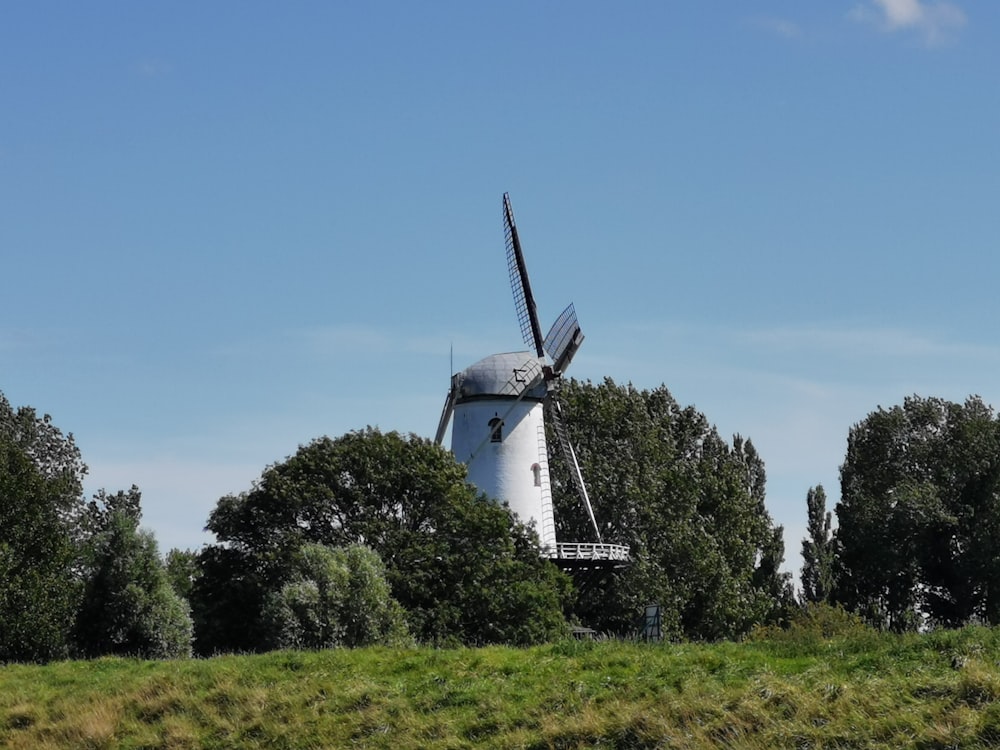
[132,59,173,77]
[293,324,395,356]
[214,323,520,367]
[850,0,967,45]
[599,320,1000,368]
[287,325,514,365]
[754,17,803,39]
[741,325,1000,361]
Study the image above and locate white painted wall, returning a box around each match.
[451,397,556,551]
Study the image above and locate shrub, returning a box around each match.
[748,602,876,650]
[261,544,411,650]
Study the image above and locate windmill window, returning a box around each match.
[488,417,504,443]
[531,463,541,487]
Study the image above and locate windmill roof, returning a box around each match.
[457,351,548,401]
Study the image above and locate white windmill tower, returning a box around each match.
[435,193,630,567]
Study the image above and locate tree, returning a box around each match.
[739,436,796,625]
[801,485,835,605]
[261,543,410,650]
[73,487,192,658]
[0,436,79,662]
[834,395,1000,630]
[549,378,789,640]
[0,392,87,510]
[192,429,571,652]
[754,523,797,627]
[0,392,87,662]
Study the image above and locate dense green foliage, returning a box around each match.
[835,395,1000,631]
[0,391,193,663]
[0,395,86,662]
[260,543,411,649]
[164,547,199,602]
[73,488,193,659]
[550,378,793,639]
[0,394,87,515]
[192,429,572,652]
[0,434,79,662]
[7,625,1000,748]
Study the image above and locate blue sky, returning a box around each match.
[3,1,997,582]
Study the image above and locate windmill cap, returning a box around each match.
[456,351,548,402]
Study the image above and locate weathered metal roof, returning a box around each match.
[456,351,548,400]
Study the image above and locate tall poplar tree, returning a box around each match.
[800,485,834,604]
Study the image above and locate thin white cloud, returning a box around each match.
[133,59,173,77]
[850,0,966,45]
[599,320,1000,369]
[0,328,50,352]
[293,324,394,356]
[741,325,1000,361]
[214,324,521,373]
[879,0,925,27]
[211,324,394,362]
[754,17,803,39]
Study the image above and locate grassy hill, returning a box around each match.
[4,622,1000,749]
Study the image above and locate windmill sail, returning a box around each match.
[544,303,584,375]
[503,193,545,358]
[548,395,603,543]
[434,375,460,445]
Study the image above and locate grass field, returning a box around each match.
[4,622,1000,748]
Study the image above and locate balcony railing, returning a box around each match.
[547,542,631,562]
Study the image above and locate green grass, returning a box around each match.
[5,626,1000,748]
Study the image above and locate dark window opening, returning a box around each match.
[488,416,503,443]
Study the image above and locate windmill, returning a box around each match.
[435,193,630,567]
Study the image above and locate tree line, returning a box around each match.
[4,384,995,663]
[0,395,190,662]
